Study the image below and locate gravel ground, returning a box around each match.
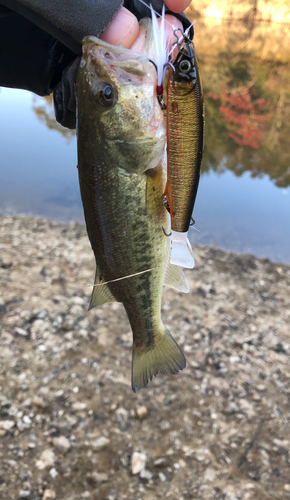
[0,213,290,500]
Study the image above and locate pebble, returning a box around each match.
[19,491,31,498]
[91,437,110,451]
[72,402,87,411]
[131,452,147,475]
[42,490,56,500]
[35,449,56,470]
[52,436,71,453]
[284,485,290,492]
[153,458,168,467]
[32,396,47,409]
[87,472,109,484]
[0,420,15,432]
[49,468,58,479]
[14,327,29,337]
[140,469,153,480]
[136,406,148,420]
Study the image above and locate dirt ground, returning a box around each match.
[0,213,290,500]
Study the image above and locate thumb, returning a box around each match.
[100,7,140,48]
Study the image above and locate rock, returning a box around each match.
[136,406,148,420]
[52,436,71,454]
[140,469,153,481]
[32,396,47,410]
[86,472,109,484]
[49,468,58,479]
[115,407,128,421]
[153,458,168,467]
[284,485,290,492]
[19,491,31,498]
[23,415,32,425]
[72,402,87,411]
[35,449,56,470]
[14,327,29,337]
[131,452,147,475]
[0,420,15,432]
[42,490,56,500]
[91,437,110,451]
[159,420,171,430]
[158,472,167,482]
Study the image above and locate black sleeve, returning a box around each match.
[0,0,122,96]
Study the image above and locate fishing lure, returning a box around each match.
[163,28,205,268]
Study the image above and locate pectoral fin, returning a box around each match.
[88,270,117,310]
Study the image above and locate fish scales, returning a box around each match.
[76,19,186,392]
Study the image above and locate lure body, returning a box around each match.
[165,38,205,267]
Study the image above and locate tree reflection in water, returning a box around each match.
[201,55,290,188]
[31,52,290,189]
[32,94,75,143]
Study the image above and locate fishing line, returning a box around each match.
[85,268,154,288]
[137,0,175,29]
[167,23,195,58]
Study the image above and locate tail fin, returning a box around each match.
[132,326,186,392]
[170,230,195,269]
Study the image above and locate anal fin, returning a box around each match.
[164,261,189,293]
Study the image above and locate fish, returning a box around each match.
[164,31,205,269]
[76,18,187,392]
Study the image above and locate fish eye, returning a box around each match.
[179,60,192,73]
[98,83,115,106]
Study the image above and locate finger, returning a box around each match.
[164,0,192,13]
[100,6,140,49]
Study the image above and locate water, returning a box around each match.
[0,23,289,263]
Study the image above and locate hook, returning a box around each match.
[162,226,172,237]
[190,217,195,226]
[148,59,158,74]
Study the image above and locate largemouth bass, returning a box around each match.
[76,19,186,392]
[164,32,204,269]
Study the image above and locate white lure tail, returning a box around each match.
[170,230,195,269]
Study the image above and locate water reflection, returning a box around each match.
[30,48,290,189]
[32,95,75,143]
[202,56,290,187]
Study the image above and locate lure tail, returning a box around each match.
[170,230,195,269]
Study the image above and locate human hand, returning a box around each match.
[101,0,192,49]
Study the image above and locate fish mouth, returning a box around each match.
[82,18,154,73]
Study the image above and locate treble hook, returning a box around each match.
[148,59,158,74]
[190,217,196,226]
[162,226,172,237]
[163,61,175,72]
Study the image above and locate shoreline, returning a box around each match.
[1,213,290,499]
